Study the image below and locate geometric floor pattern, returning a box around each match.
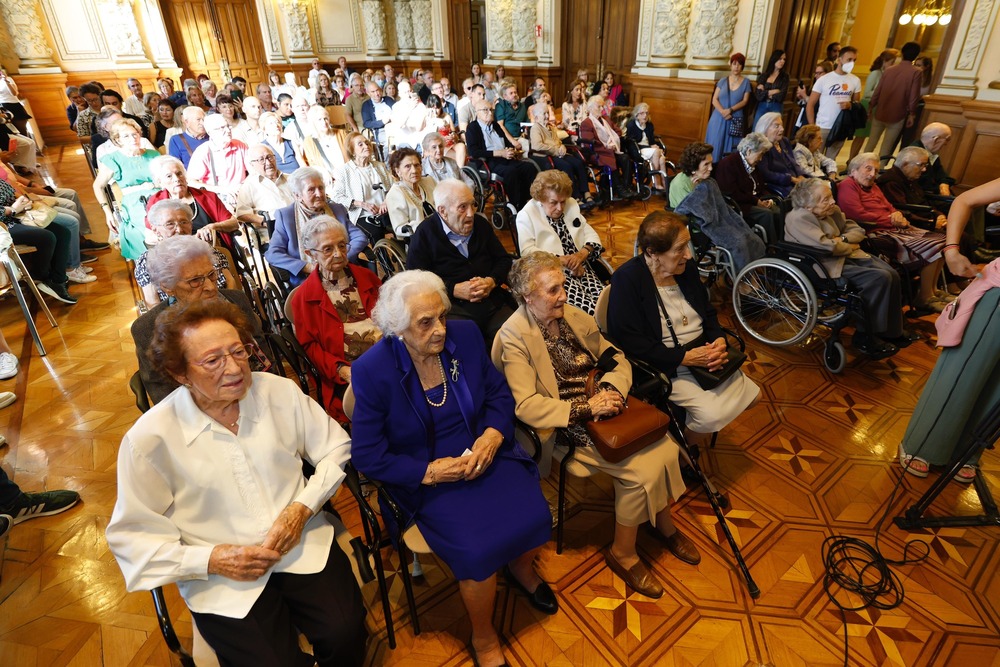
[1,147,999,666]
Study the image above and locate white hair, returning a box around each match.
[372,270,451,336]
[147,198,193,228]
[147,235,214,289]
[299,214,348,252]
[149,155,186,187]
[433,178,471,209]
[754,112,783,135]
[288,166,325,195]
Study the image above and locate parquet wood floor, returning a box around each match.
[1,147,998,667]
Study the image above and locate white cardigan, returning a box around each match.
[385,177,436,236]
[515,198,600,256]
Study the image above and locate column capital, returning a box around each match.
[0,0,61,72]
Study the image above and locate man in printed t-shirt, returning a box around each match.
[806,45,861,159]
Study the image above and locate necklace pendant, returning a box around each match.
[682,315,689,326]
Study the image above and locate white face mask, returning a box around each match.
[842,61,855,74]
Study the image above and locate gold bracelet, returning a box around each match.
[428,462,437,486]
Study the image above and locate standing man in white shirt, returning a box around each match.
[806,45,861,159]
[123,78,147,118]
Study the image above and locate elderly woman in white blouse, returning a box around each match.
[515,170,606,314]
[331,132,393,228]
[303,105,348,189]
[106,298,367,666]
[385,147,436,238]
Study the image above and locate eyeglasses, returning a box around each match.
[250,155,276,164]
[180,269,219,289]
[158,222,189,232]
[310,242,348,257]
[476,108,492,114]
[192,343,256,372]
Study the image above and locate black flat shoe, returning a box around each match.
[882,329,921,348]
[503,565,558,615]
[852,333,898,360]
[467,642,509,667]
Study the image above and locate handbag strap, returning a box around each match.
[651,280,682,348]
[585,368,599,398]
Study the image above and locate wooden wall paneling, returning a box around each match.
[631,75,717,160]
[560,0,640,102]
[470,0,486,66]
[212,0,266,84]
[160,0,266,84]
[773,0,832,86]
[922,95,1000,190]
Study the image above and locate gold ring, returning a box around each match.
[476,464,482,472]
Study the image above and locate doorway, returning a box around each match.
[561,0,641,95]
[160,0,267,85]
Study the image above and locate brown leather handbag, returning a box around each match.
[584,368,671,464]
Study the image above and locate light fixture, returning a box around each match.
[898,0,952,26]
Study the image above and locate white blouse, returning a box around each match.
[106,373,352,618]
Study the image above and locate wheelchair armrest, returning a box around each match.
[772,240,830,259]
[151,588,194,664]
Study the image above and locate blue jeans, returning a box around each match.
[49,208,82,269]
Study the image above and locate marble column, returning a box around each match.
[98,0,152,66]
[936,0,1000,97]
[255,0,287,64]
[0,0,60,71]
[485,0,513,61]
[635,0,691,70]
[510,0,537,62]
[687,0,739,71]
[394,0,415,58]
[411,0,433,57]
[138,0,179,69]
[361,0,390,57]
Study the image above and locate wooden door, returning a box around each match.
[772,0,833,88]
[448,0,476,77]
[161,0,267,85]
[561,0,641,97]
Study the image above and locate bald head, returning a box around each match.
[921,122,952,154]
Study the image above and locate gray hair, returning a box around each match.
[738,132,773,157]
[631,102,650,119]
[433,178,472,209]
[372,270,451,336]
[200,79,216,91]
[147,198,193,228]
[895,145,929,167]
[65,85,80,97]
[789,178,830,210]
[149,155,186,187]
[529,101,548,121]
[146,235,214,290]
[586,95,604,115]
[847,152,879,174]
[421,131,445,152]
[300,214,348,252]
[508,251,564,305]
[754,112,783,135]
[288,166,325,195]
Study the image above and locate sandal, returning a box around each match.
[953,465,976,483]
[898,444,929,478]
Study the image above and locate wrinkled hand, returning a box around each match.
[105,212,119,234]
[496,148,515,160]
[208,544,281,581]
[588,389,623,419]
[466,277,495,302]
[338,365,352,383]
[374,203,388,216]
[561,250,588,276]
[260,502,313,556]
[195,225,215,242]
[464,428,504,481]
[945,249,978,278]
[426,456,471,484]
[987,202,1000,216]
[935,214,947,230]
[683,341,727,370]
[890,211,908,227]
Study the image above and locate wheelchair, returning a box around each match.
[731,241,871,373]
[461,156,539,239]
[574,137,645,205]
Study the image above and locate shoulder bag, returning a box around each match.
[726,83,745,138]
[583,351,671,464]
[653,283,746,390]
[17,201,57,228]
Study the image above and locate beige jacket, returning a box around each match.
[784,205,868,279]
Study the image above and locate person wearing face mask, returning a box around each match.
[865,42,923,160]
[806,46,861,158]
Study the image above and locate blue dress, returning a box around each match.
[704,77,752,162]
[350,320,551,582]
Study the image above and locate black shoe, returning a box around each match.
[0,514,11,540]
[852,332,898,359]
[80,253,98,264]
[972,248,1000,263]
[503,565,558,614]
[0,490,80,525]
[882,329,921,348]
[37,281,78,304]
[80,238,111,251]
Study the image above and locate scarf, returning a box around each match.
[294,202,332,262]
[589,114,620,152]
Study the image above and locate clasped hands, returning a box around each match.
[890,211,909,228]
[454,276,495,302]
[682,337,728,372]
[207,502,313,582]
[494,147,516,160]
[588,388,624,419]
[560,249,590,276]
[423,428,503,485]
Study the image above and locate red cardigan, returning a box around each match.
[835,177,896,231]
[578,116,622,170]
[144,187,233,230]
[291,265,381,422]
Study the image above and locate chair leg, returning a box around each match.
[9,250,58,327]
[557,456,570,555]
[371,547,396,649]
[397,543,421,635]
[3,258,46,356]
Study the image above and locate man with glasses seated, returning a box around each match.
[131,234,264,404]
[235,144,294,243]
[465,102,536,210]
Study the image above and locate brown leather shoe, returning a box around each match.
[604,550,663,598]
[661,529,702,565]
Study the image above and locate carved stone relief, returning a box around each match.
[840,0,859,44]
[362,0,389,56]
[651,0,690,64]
[411,0,432,55]
[957,0,997,70]
[395,0,414,56]
[0,0,57,66]
[511,0,537,60]
[281,0,313,53]
[99,0,146,58]
[486,0,513,59]
[745,0,771,71]
[688,0,739,69]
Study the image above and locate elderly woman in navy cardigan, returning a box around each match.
[350,270,555,667]
[608,211,759,435]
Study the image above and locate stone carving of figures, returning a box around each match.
[0,0,55,63]
[688,0,738,63]
[488,0,514,58]
[362,0,389,54]
[411,0,433,55]
[652,0,690,60]
[395,0,414,55]
[101,0,145,56]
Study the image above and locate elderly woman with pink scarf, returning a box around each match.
[578,96,636,199]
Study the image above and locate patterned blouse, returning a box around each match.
[547,214,604,315]
[321,271,380,362]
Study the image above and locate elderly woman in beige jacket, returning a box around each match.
[492,251,697,601]
[785,178,914,356]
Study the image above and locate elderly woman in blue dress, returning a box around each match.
[350,270,555,667]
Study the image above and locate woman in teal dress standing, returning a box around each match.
[704,53,752,162]
[92,118,160,260]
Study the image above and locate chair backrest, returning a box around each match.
[594,285,611,336]
[343,383,355,420]
[284,285,300,326]
[326,105,350,128]
[128,370,152,414]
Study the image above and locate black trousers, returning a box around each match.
[190,543,368,667]
[550,154,590,200]
[487,157,537,210]
[8,221,71,285]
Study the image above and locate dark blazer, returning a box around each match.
[713,152,766,216]
[624,118,655,146]
[405,211,513,317]
[876,165,938,227]
[291,265,380,422]
[131,289,263,405]
[350,320,525,516]
[264,201,362,285]
[911,139,956,192]
[361,97,395,130]
[464,119,515,161]
[607,256,724,378]
[756,138,804,198]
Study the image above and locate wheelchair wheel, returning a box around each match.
[491,204,512,231]
[824,341,847,374]
[371,238,407,280]
[638,183,653,201]
[733,259,818,346]
[462,166,487,212]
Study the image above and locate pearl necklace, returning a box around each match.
[424,355,448,408]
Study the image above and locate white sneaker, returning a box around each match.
[82,266,94,274]
[0,391,15,409]
[0,352,17,380]
[66,267,97,284]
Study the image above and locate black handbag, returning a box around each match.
[725,84,745,138]
[653,283,747,391]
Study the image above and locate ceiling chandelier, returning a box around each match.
[899,0,952,25]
